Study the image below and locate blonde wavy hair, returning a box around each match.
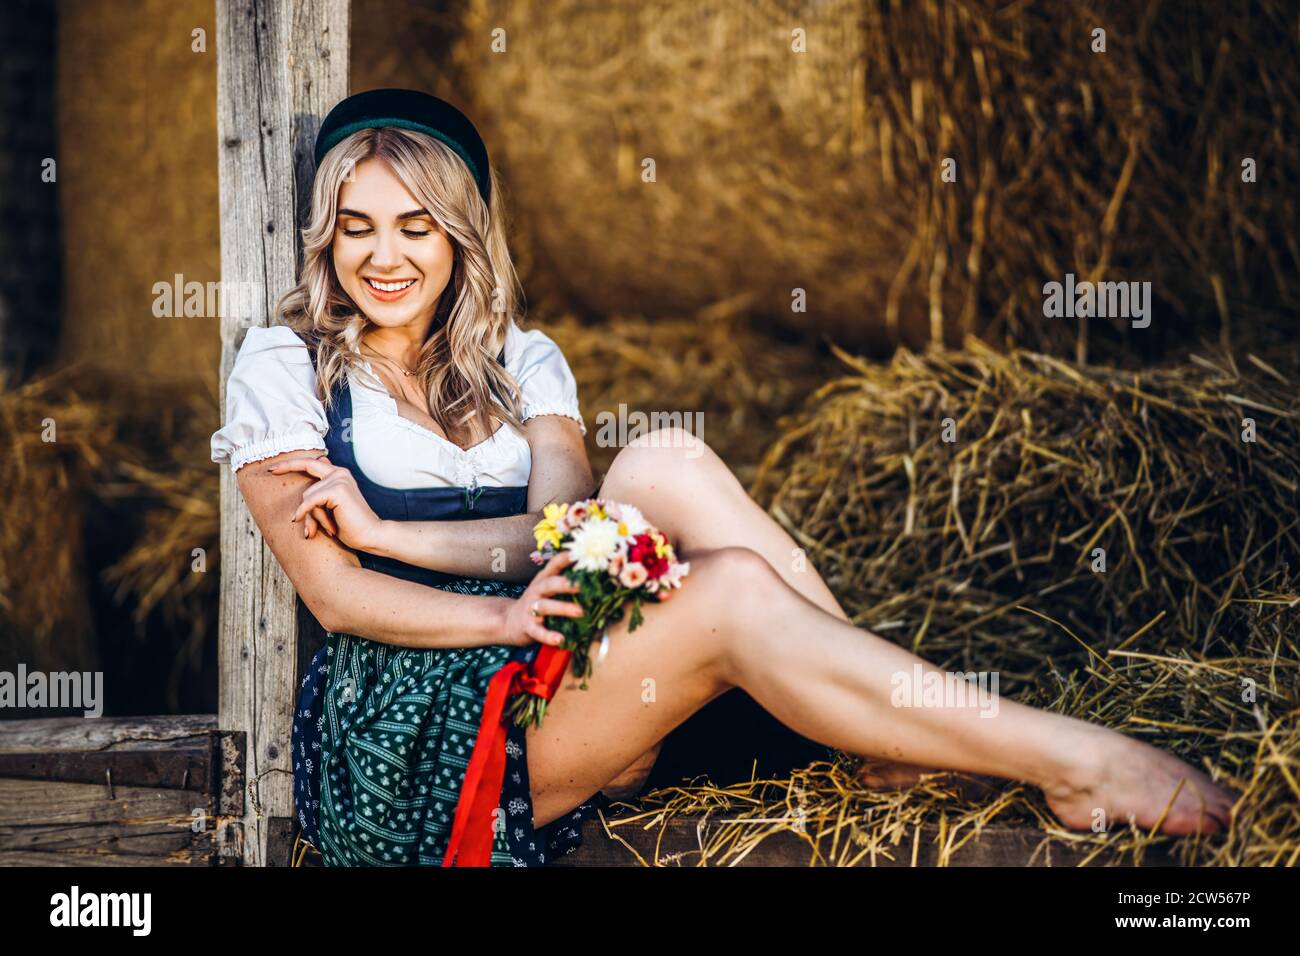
[274,126,528,445]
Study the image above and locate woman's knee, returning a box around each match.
[606,427,720,489]
[688,546,787,680]
[601,428,737,537]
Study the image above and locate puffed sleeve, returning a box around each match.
[506,321,587,435]
[210,325,328,472]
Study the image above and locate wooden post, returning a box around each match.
[215,0,348,866]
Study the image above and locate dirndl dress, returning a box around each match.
[292,609,611,866]
[287,334,610,866]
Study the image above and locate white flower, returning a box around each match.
[615,503,651,537]
[566,518,622,572]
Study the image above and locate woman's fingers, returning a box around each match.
[539,574,581,596]
[303,506,334,538]
[532,597,583,619]
[290,481,338,524]
[540,550,574,576]
[269,456,335,480]
[312,505,337,536]
[526,618,566,646]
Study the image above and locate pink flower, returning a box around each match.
[618,561,648,588]
[609,553,625,577]
[558,502,589,533]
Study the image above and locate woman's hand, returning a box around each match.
[268,455,387,553]
[503,551,584,648]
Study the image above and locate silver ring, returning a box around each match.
[530,600,541,618]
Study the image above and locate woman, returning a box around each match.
[212,90,1236,866]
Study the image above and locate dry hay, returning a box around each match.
[608,337,1299,865]
[95,382,221,709]
[0,366,106,674]
[0,365,219,707]
[458,0,1298,359]
[538,310,837,484]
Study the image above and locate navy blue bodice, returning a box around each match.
[301,335,529,587]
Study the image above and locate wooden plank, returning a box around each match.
[0,717,245,865]
[215,731,247,865]
[0,714,216,753]
[0,749,209,791]
[0,779,214,866]
[549,817,1179,867]
[215,0,349,867]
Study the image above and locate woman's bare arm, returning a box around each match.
[365,414,595,582]
[236,448,514,648]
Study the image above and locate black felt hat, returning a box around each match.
[313,88,491,205]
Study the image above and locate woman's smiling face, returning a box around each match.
[332,157,454,332]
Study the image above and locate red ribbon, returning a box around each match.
[442,645,572,866]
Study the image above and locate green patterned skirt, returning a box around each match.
[314,576,601,866]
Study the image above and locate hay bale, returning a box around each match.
[0,365,219,709]
[457,0,1298,359]
[542,310,837,484]
[749,338,1298,667]
[614,338,1297,865]
[0,367,105,679]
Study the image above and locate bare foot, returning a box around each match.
[1040,727,1238,836]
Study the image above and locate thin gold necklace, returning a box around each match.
[362,342,418,377]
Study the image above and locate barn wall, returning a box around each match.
[55,0,220,385]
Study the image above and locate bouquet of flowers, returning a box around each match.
[508,498,691,729]
[443,498,689,865]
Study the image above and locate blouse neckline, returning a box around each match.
[354,358,511,458]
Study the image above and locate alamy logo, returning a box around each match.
[1042,272,1151,328]
[890,664,1000,717]
[49,886,151,936]
[0,665,102,717]
[593,404,705,456]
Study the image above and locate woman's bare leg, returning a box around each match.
[526,545,1236,835]
[595,427,936,790]
[601,428,852,622]
[525,547,746,825]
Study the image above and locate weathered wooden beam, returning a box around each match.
[215,0,349,867]
[0,749,209,791]
[0,714,216,752]
[0,715,245,866]
[0,780,213,865]
[547,817,1179,867]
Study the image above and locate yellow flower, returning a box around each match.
[533,502,568,551]
[653,531,670,559]
[590,503,607,521]
[617,521,628,537]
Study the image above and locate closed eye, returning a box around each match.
[342,228,432,238]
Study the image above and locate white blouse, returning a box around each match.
[210,322,586,489]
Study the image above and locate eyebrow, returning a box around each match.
[337,208,433,221]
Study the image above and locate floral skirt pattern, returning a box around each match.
[291,575,610,866]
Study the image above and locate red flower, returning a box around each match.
[628,534,669,579]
